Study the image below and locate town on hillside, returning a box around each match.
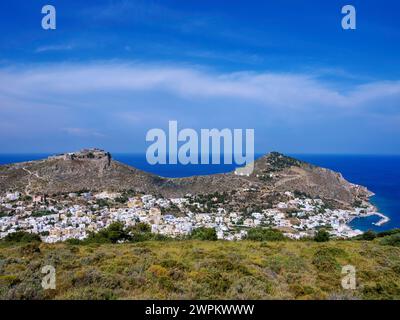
[0,186,385,243]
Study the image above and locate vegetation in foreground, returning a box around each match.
[1,232,400,299]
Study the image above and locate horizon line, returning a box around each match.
[1,152,400,157]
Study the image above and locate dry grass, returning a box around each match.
[1,240,400,300]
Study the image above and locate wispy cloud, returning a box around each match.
[35,44,74,53]
[1,62,399,113]
[0,62,399,154]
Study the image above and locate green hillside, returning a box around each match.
[1,237,400,300]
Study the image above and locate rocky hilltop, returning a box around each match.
[0,149,372,210]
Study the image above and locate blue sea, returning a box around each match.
[1,153,399,232]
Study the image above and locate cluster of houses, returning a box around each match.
[0,189,381,242]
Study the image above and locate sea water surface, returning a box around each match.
[293,155,400,232]
[1,153,399,232]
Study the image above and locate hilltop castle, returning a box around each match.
[48,148,111,165]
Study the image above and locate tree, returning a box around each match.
[128,222,155,242]
[314,229,330,242]
[131,222,151,233]
[361,230,377,241]
[86,222,131,243]
[96,199,109,208]
[3,231,42,243]
[115,195,129,204]
[246,228,284,241]
[190,227,217,241]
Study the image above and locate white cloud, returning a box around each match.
[0,62,399,113]
[0,62,399,153]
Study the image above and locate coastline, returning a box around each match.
[367,200,391,226]
[0,154,397,238]
[358,211,390,227]
[346,202,390,233]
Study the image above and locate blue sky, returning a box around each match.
[0,0,399,154]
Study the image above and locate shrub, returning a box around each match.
[246,228,284,241]
[361,230,377,241]
[377,229,400,238]
[130,222,151,233]
[314,229,330,242]
[86,222,131,244]
[148,265,168,278]
[312,248,340,272]
[115,195,129,204]
[96,199,110,208]
[227,276,272,299]
[3,231,42,243]
[65,238,83,245]
[22,195,32,201]
[380,233,400,247]
[190,227,217,241]
[128,222,172,242]
[65,222,171,245]
[130,231,153,242]
[19,243,41,255]
[31,210,54,217]
[0,275,21,287]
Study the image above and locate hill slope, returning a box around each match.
[1,239,399,299]
[0,150,372,210]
